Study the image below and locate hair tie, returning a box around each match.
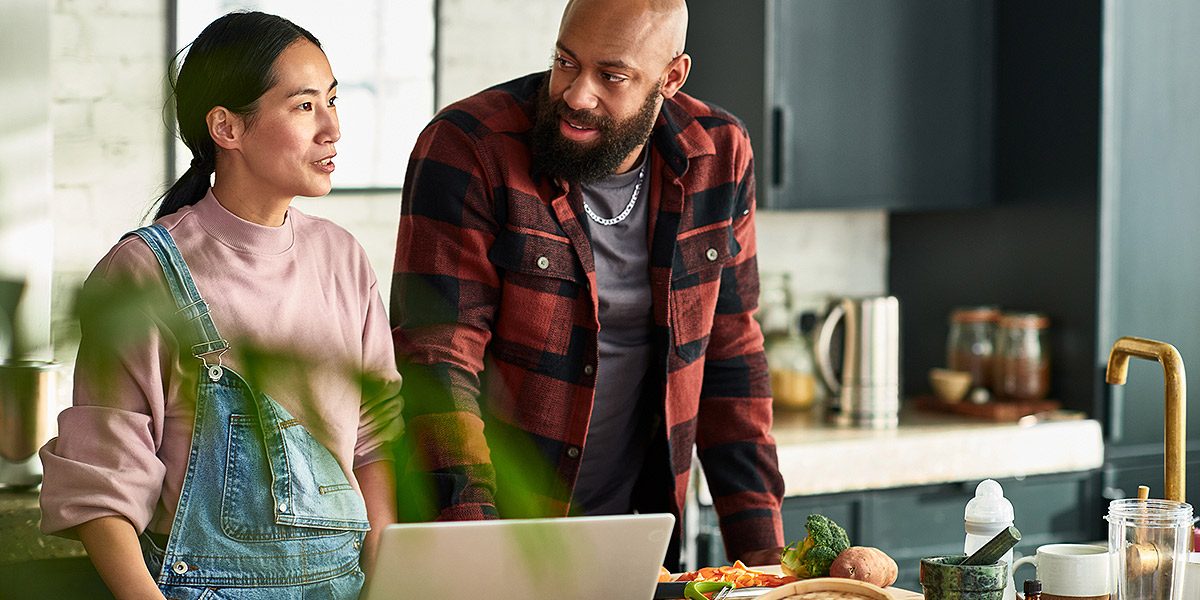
[190,156,209,170]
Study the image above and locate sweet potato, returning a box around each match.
[829,546,898,587]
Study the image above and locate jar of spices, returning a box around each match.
[993,312,1051,400]
[947,306,1001,392]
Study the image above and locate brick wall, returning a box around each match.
[46,1,886,387]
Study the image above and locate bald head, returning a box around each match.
[560,0,688,66]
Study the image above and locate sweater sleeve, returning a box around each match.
[39,263,176,538]
[354,280,404,468]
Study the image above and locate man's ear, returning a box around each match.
[660,53,691,99]
[206,106,242,150]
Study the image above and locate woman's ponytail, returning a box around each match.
[155,152,215,220]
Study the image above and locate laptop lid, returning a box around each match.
[361,513,676,600]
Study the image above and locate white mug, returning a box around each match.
[1012,543,1109,600]
[1185,552,1200,600]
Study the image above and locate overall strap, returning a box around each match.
[127,225,230,372]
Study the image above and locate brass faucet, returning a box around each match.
[1106,336,1187,502]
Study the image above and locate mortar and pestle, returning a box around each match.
[921,526,1021,600]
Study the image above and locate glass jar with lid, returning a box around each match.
[992,312,1051,400]
[946,306,1001,393]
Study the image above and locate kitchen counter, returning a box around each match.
[768,401,1105,497]
[1,401,1105,568]
[0,489,85,565]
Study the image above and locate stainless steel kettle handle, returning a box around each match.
[814,303,844,394]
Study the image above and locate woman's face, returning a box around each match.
[237,39,340,201]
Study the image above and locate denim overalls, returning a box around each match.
[130,225,369,600]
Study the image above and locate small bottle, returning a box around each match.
[965,479,1016,600]
[763,278,817,411]
[766,322,817,411]
[1023,579,1042,600]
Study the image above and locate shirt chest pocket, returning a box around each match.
[487,228,588,372]
[670,223,741,363]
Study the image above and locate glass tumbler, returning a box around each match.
[1106,498,1193,600]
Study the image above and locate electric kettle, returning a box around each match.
[814,296,901,429]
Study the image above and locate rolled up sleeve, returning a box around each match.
[39,407,166,537]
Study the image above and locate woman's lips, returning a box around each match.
[312,157,335,173]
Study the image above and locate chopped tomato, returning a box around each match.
[669,563,797,589]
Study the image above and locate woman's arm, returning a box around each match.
[77,516,166,600]
[354,459,397,574]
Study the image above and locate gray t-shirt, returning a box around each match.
[573,153,655,515]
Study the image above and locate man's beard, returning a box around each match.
[531,77,662,185]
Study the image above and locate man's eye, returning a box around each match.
[555,57,575,70]
[603,73,627,83]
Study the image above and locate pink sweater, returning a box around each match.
[39,191,402,537]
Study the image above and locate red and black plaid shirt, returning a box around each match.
[391,72,784,559]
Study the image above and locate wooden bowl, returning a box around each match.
[929,368,972,403]
[756,577,895,600]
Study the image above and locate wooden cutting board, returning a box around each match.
[737,567,923,599]
[913,394,1061,421]
[754,578,921,599]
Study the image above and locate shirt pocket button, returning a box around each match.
[705,248,719,262]
[537,256,550,269]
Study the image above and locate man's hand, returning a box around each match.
[739,546,786,569]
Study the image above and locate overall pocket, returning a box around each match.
[221,391,369,540]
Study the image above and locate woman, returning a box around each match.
[38,11,401,599]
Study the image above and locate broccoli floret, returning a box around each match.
[780,514,851,578]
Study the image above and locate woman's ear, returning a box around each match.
[206,106,242,150]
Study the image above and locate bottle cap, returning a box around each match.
[1024,579,1042,596]
[965,479,1015,532]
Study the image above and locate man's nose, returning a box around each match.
[561,74,599,111]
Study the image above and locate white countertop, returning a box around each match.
[765,402,1105,497]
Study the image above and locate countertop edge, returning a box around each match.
[771,417,1105,498]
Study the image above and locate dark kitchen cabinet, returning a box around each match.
[691,471,1101,590]
[686,0,994,210]
[891,0,1200,511]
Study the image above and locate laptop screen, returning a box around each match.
[361,513,675,600]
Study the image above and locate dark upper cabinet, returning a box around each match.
[686,0,995,210]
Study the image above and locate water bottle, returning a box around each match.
[965,479,1016,600]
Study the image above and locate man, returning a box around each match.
[391,0,785,567]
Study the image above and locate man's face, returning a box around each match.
[530,2,677,185]
[532,74,661,185]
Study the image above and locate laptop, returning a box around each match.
[361,513,676,600]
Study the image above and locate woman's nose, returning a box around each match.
[320,105,340,143]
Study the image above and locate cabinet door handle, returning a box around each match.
[771,106,788,188]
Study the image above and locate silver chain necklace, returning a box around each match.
[583,164,645,226]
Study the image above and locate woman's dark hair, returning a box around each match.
[154,11,321,220]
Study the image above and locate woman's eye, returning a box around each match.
[299,101,313,111]
[328,96,337,108]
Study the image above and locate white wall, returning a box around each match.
[1,0,54,361]
[44,0,887,386]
